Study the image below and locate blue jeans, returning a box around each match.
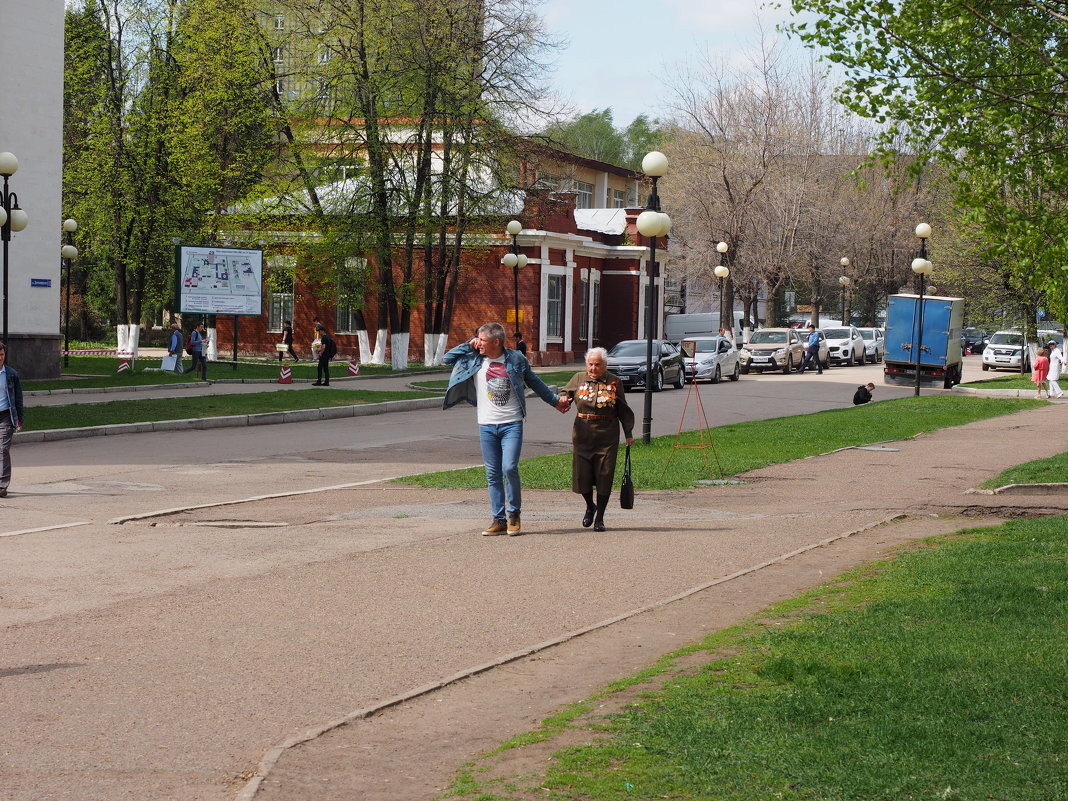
[479,421,523,520]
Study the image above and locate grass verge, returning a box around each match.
[22,388,437,432]
[983,450,1068,488]
[25,356,446,391]
[962,372,1036,389]
[403,395,1045,491]
[446,515,1068,801]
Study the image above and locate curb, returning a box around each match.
[13,397,443,443]
[952,385,1043,398]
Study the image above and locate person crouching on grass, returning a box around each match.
[558,347,634,532]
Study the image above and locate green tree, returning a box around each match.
[783,0,1068,328]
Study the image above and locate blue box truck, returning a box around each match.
[883,294,964,388]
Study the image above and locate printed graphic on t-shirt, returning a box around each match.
[486,361,512,407]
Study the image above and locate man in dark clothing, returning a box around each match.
[312,324,336,386]
[853,382,875,405]
[280,320,298,361]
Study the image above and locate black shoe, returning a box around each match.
[312,382,322,386]
[593,520,606,532]
[322,382,330,386]
[582,508,595,528]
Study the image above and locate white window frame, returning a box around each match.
[579,274,590,341]
[274,14,285,29]
[335,257,367,333]
[612,189,626,208]
[573,180,594,209]
[266,256,296,333]
[273,46,284,63]
[540,263,569,346]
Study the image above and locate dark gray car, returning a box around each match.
[606,339,685,391]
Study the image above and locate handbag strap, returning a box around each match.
[624,444,632,473]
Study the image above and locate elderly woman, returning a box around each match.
[561,347,635,531]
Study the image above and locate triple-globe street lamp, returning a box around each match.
[62,218,79,367]
[713,241,729,335]
[911,222,933,396]
[635,151,672,444]
[502,219,528,351]
[1,151,31,350]
[838,257,852,326]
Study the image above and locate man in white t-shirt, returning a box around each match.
[443,322,571,535]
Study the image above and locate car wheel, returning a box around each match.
[711,364,721,384]
[782,354,793,374]
[729,362,740,381]
[652,367,664,392]
[672,366,685,389]
[982,362,989,371]
[846,351,854,367]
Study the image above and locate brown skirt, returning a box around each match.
[571,418,621,494]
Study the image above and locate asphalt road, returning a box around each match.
[0,356,1004,800]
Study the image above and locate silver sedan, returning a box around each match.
[681,336,741,383]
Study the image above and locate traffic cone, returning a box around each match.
[279,365,292,384]
[347,360,361,376]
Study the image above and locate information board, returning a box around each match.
[176,246,263,316]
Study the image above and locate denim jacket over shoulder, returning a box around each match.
[442,344,559,418]
[2,366,24,427]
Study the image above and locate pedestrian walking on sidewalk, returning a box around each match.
[280,320,298,361]
[442,321,570,536]
[559,347,634,532]
[0,342,25,497]
[795,324,823,375]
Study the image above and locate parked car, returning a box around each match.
[739,328,805,374]
[857,327,885,363]
[960,327,988,355]
[606,339,685,391]
[823,325,866,366]
[680,336,741,383]
[981,330,1029,371]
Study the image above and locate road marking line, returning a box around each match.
[107,476,418,525]
[0,521,91,539]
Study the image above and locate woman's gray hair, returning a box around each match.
[585,347,608,362]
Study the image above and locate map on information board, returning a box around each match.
[176,246,263,316]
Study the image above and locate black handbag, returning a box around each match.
[619,445,634,509]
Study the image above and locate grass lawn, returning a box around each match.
[403,395,1046,491]
[447,515,1068,801]
[963,372,1037,389]
[22,388,437,432]
[983,450,1068,488]
[25,356,447,391]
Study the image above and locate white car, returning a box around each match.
[680,336,741,383]
[823,325,866,366]
[857,327,885,363]
[982,330,1029,371]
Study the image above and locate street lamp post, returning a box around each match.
[912,223,933,397]
[1,152,30,349]
[61,219,79,367]
[838,257,851,325]
[502,219,528,349]
[636,151,672,444]
[714,241,729,335]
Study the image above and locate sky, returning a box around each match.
[538,0,805,128]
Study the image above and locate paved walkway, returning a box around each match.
[1,396,1065,800]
